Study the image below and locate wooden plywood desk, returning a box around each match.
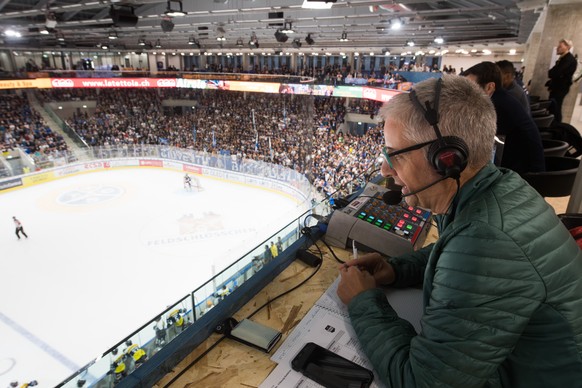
[154,222,440,388]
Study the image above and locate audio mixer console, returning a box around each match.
[324,183,432,258]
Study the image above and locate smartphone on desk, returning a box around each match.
[291,342,374,388]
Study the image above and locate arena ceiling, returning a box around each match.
[0,0,551,56]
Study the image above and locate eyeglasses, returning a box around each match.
[381,140,436,169]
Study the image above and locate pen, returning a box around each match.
[352,240,358,260]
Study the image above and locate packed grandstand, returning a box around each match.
[1,88,384,199]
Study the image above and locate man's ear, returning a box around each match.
[484,81,496,96]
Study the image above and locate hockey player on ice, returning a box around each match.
[184,173,192,191]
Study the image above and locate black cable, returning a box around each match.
[248,257,322,319]
[163,260,322,387]
[365,167,381,182]
[247,229,323,319]
[162,335,226,388]
[301,221,343,265]
[303,214,326,229]
[300,220,328,254]
[318,237,346,265]
[319,160,382,210]
[163,231,324,387]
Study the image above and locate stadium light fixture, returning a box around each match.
[302,0,334,9]
[390,18,402,30]
[249,32,259,48]
[45,12,57,29]
[281,22,295,34]
[188,37,201,48]
[4,29,22,38]
[165,0,186,17]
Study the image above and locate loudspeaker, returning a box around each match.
[409,78,468,179]
[110,7,138,27]
[275,29,288,43]
[161,18,175,32]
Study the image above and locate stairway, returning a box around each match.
[25,90,85,155]
[5,155,24,175]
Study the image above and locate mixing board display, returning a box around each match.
[324,183,432,258]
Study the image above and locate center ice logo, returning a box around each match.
[177,212,223,234]
[57,185,124,205]
[143,211,256,247]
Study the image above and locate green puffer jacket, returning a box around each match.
[348,164,582,388]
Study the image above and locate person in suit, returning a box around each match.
[462,61,545,175]
[546,38,578,124]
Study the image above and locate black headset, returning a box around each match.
[408,78,469,179]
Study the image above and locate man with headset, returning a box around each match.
[337,75,582,387]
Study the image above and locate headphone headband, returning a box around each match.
[409,78,444,138]
[408,78,469,178]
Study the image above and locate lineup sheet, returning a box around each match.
[260,278,382,388]
[260,277,423,388]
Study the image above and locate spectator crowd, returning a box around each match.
[0,93,69,164]
[35,87,385,199]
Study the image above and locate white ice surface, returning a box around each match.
[0,168,307,387]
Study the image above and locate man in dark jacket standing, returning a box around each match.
[337,75,582,387]
[547,38,578,124]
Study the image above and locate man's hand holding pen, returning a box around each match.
[337,252,396,305]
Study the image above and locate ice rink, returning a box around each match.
[0,168,307,387]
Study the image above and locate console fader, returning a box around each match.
[324,183,432,258]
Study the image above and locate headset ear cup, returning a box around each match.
[428,136,469,177]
